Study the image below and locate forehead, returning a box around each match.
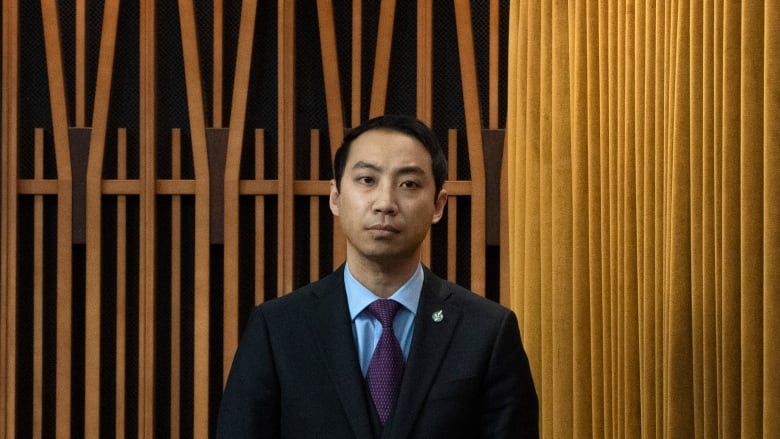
[346,129,432,166]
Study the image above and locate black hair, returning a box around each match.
[332,114,448,197]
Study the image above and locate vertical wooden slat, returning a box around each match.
[279,0,296,294]
[255,129,266,305]
[177,0,213,436]
[312,0,346,268]
[417,0,433,267]
[453,0,486,294]
[310,130,321,281]
[369,0,397,117]
[417,0,433,121]
[446,129,458,282]
[170,129,183,439]
[138,0,157,435]
[223,0,257,381]
[85,2,121,435]
[33,129,44,439]
[493,0,507,306]
[351,0,362,126]
[40,1,75,436]
[213,0,223,127]
[115,129,128,439]
[2,2,510,436]
[499,137,510,306]
[489,0,499,128]
[76,0,86,126]
[1,2,20,435]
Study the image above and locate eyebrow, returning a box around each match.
[352,161,383,172]
[351,161,426,177]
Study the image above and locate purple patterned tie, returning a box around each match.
[365,299,404,424]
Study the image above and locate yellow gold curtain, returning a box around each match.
[507,1,780,437]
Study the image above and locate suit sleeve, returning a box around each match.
[480,310,539,438]
[216,307,280,439]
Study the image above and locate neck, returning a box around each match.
[347,256,419,298]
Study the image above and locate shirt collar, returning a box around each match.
[345,263,423,320]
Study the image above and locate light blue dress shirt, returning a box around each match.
[345,263,421,376]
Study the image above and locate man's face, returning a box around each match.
[330,129,448,266]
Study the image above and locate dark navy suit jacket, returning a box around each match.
[216,266,538,438]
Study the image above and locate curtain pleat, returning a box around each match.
[507,1,779,437]
[765,3,780,437]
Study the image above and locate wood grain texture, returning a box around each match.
[2,2,503,436]
[454,0,487,294]
[369,0,396,117]
[177,0,213,435]
[223,0,258,382]
[41,1,75,436]
[138,0,157,436]
[278,0,296,295]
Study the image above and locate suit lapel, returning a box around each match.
[384,270,460,439]
[307,269,375,439]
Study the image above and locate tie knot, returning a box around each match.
[367,299,402,328]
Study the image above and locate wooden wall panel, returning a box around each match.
[0,1,508,437]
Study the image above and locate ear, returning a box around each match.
[431,189,448,224]
[329,179,340,216]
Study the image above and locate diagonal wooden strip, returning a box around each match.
[369,0,397,117]
[453,0,486,295]
[223,0,257,383]
[316,0,348,268]
[177,0,212,436]
[316,0,346,154]
[84,2,122,435]
[40,1,75,435]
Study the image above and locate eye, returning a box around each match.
[356,175,375,185]
[400,180,420,189]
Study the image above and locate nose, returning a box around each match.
[372,184,398,215]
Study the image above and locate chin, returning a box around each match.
[363,248,417,265]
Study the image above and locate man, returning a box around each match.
[216,115,538,438]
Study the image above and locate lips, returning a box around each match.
[367,224,400,233]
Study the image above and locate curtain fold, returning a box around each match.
[507,1,779,437]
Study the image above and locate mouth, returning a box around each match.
[367,224,400,235]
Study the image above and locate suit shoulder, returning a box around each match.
[425,269,512,317]
[251,268,344,315]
